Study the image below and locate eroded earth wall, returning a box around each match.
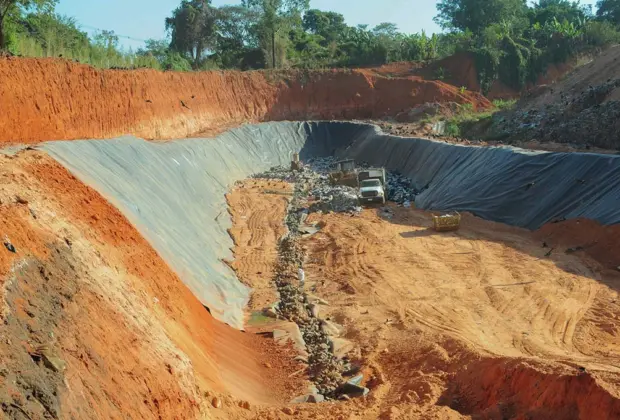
[0,57,489,144]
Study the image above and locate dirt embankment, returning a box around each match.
[0,57,490,144]
[487,46,620,149]
[0,152,305,419]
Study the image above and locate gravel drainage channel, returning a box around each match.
[256,166,363,401]
[278,177,346,398]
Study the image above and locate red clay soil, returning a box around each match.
[0,152,305,419]
[535,218,620,271]
[0,57,491,144]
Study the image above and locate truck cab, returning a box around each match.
[359,174,386,204]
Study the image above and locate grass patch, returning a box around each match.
[247,310,275,326]
[439,99,516,138]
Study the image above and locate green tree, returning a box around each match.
[16,12,89,56]
[372,22,399,36]
[137,39,170,64]
[597,0,620,24]
[302,9,346,45]
[0,0,56,50]
[213,5,262,68]
[531,0,591,26]
[435,0,529,33]
[165,0,217,68]
[242,0,309,68]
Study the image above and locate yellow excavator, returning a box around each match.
[328,159,358,187]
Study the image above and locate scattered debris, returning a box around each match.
[565,246,584,254]
[310,184,361,214]
[385,172,420,204]
[490,78,620,150]
[290,393,325,404]
[3,236,16,253]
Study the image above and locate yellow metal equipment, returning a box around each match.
[432,212,461,232]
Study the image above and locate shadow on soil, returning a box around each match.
[376,205,620,292]
[436,357,620,420]
[399,228,446,239]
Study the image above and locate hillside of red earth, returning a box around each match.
[364,52,576,101]
[0,152,308,419]
[483,45,620,151]
[0,56,491,144]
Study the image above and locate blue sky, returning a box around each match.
[56,0,599,50]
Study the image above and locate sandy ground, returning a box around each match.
[225,180,292,314]
[291,204,620,419]
[219,181,620,419]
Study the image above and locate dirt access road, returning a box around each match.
[227,181,620,419]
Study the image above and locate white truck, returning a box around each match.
[358,168,387,204]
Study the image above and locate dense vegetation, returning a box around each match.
[2,0,620,92]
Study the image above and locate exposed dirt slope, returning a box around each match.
[490,45,620,149]
[289,205,620,419]
[0,57,490,144]
[0,152,305,419]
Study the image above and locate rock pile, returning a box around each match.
[489,78,620,150]
[309,185,361,214]
[386,172,420,204]
[256,160,375,401]
[267,170,349,398]
[251,165,296,181]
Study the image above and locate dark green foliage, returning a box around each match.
[435,0,529,33]
[437,0,620,93]
[583,19,620,45]
[531,0,592,26]
[165,0,218,69]
[0,0,57,49]
[212,5,263,69]
[597,0,620,24]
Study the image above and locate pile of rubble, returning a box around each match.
[251,165,296,181]
[265,170,370,400]
[255,158,422,212]
[488,79,620,150]
[386,172,421,205]
[309,184,362,214]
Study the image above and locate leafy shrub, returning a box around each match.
[583,20,620,46]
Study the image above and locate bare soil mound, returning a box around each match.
[0,57,490,144]
[489,46,620,150]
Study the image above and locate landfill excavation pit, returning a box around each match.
[0,119,620,420]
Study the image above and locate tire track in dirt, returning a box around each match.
[225,180,291,313]
[302,206,620,393]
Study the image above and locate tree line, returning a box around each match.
[2,0,620,92]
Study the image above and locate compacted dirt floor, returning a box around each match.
[224,179,620,419]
